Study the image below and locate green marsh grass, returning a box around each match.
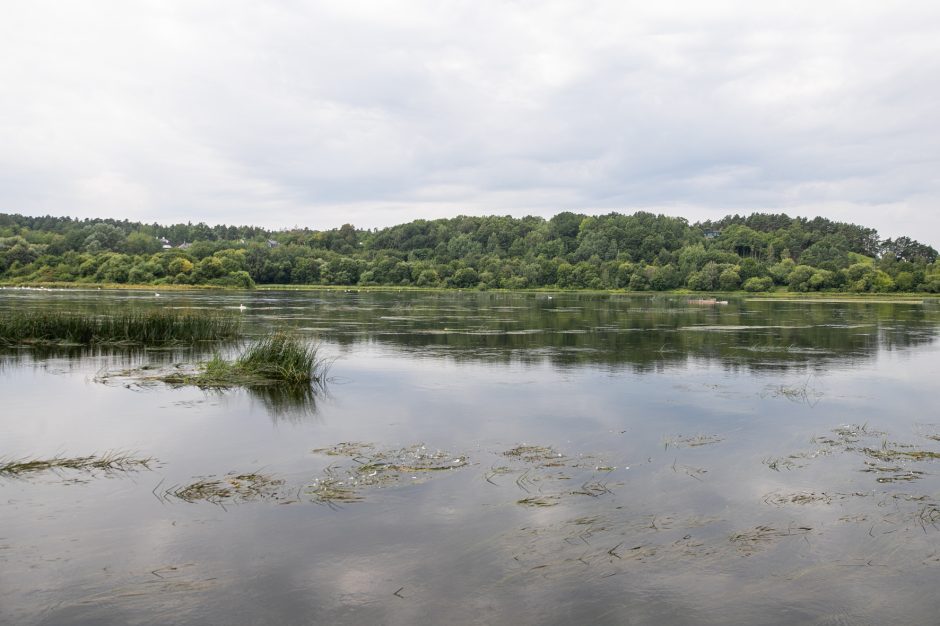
[237,333,326,385]
[165,332,329,388]
[0,310,240,346]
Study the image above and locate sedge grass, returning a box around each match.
[0,310,240,346]
[165,332,329,388]
[236,333,325,385]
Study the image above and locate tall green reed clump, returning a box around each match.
[234,332,327,385]
[0,310,240,345]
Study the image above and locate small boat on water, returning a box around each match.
[688,298,728,305]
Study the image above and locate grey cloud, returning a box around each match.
[1,1,939,244]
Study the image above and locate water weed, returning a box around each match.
[0,452,153,478]
[0,310,239,346]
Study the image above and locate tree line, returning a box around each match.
[0,211,937,293]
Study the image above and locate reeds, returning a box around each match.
[0,310,240,346]
[236,333,326,385]
[165,332,329,388]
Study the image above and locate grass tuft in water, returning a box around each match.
[236,333,325,385]
[165,472,285,505]
[165,332,329,388]
[0,310,239,346]
[0,452,153,477]
[664,434,724,449]
[503,445,566,465]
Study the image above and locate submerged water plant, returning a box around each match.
[0,310,240,346]
[164,472,285,505]
[308,443,469,506]
[0,452,154,477]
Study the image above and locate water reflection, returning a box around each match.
[242,381,327,423]
[3,290,936,373]
[2,290,940,624]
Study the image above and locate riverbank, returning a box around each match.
[1,280,935,302]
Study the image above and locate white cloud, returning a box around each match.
[1,0,939,244]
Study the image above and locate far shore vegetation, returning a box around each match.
[0,211,937,295]
[0,310,240,346]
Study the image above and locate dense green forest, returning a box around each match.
[0,211,938,293]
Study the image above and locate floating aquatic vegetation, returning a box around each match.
[763,456,803,471]
[306,471,365,505]
[914,424,940,442]
[860,461,927,483]
[664,434,724,449]
[813,423,885,447]
[763,491,834,506]
[729,524,814,555]
[165,472,285,505]
[499,511,736,582]
[916,504,940,531]
[313,442,375,457]
[503,445,566,465]
[571,480,614,497]
[766,424,940,484]
[759,423,940,540]
[493,423,940,582]
[495,443,618,506]
[308,443,469,506]
[0,310,239,346]
[0,452,153,478]
[862,447,940,463]
[760,377,823,406]
[483,465,515,485]
[517,496,562,507]
[763,447,833,471]
[671,459,707,481]
[761,490,873,507]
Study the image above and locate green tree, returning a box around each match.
[787,265,816,292]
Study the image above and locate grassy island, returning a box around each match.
[161,332,328,389]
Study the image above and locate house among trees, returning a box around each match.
[704,229,721,239]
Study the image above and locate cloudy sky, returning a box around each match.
[2,1,939,243]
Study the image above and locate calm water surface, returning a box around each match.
[2,289,940,625]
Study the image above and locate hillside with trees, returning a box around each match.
[0,211,937,293]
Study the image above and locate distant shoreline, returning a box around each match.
[1,281,932,303]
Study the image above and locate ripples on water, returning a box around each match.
[1,289,940,624]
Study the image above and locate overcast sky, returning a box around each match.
[2,1,939,244]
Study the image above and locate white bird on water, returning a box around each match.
[154,293,160,297]
[239,304,247,311]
